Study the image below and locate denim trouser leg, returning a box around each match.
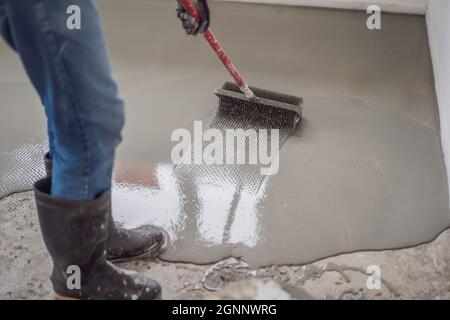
[1,0,124,200]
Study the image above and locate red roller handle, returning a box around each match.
[178,0,254,98]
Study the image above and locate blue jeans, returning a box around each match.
[0,0,124,200]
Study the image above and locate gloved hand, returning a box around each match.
[176,0,210,36]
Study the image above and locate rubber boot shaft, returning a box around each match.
[34,177,161,300]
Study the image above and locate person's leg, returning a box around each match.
[4,0,167,263]
[5,0,124,200]
[3,0,165,299]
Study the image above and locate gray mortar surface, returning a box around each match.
[1,191,449,300]
[1,0,450,299]
[1,0,449,268]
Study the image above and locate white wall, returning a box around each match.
[217,0,429,14]
[427,0,450,205]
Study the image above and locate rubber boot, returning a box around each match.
[34,177,162,300]
[43,153,169,262]
[107,219,168,262]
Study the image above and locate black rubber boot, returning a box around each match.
[34,177,162,300]
[43,153,169,262]
[107,220,168,262]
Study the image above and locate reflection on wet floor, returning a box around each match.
[113,162,266,249]
[113,83,301,264]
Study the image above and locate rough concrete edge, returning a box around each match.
[214,0,427,14]
[159,224,450,269]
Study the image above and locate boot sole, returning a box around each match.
[55,293,80,300]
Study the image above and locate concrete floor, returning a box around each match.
[1,0,450,299]
[1,191,449,299]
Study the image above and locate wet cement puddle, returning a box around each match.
[112,94,449,267]
[0,0,449,268]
